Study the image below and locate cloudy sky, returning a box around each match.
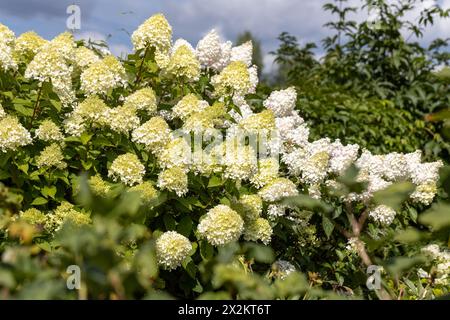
[1,0,449,72]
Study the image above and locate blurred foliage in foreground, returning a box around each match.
[1,167,449,299]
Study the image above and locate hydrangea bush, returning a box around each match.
[0,15,448,299]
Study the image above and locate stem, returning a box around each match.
[343,202,393,300]
[28,84,43,129]
[134,46,149,88]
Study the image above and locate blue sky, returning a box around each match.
[1,0,449,73]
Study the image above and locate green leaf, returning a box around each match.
[419,203,450,231]
[14,104,33,117]
[373,181,415,211]
[41,185,57,199]
[0,169,11,180]
[207,175,223,188]
[384,256,426,277]
[36,242,52,252]
[243,243,275,264]
[49,99,62,112]
[31,197,48,205]
[322,216,334,239]
[80,132,93,145]
[200,240,214,261]
[182,258,197,279]
[177,215,193,236]
[17,163,29,174]
[281,194,333,213]
[394,228,424,243]
[163,214,177,230]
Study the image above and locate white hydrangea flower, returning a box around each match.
[157,167,189,196]
[230,41,253,66]
[382,152,409,181]
[195,29,231,71]
[408,160,443,185]
[198,205,244,246]
[132,117,171,154]
[156,231,192,270]
[0,116,32,152]
[355,149,386,177]
[131,13,172,53]
[0,103,6,119]
[105,105,140,134]
[421,244,441,259]
[36,143,66,169]
[108,153,145,186]
[248,65,258,94]
[258,178,298,202]
[369,205,396,225]
[263,87,297,117]
[80,55,128,96]
[0,23,17,71]
[328,140,359,174]
[172,38,195,54]
[267,204,287,219]
[35,119,65,143]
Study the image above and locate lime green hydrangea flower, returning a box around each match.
[35,119,64,143]
[80,55,127,95]
[258,177,298,202]
[239,109,275,133]
[45,202,91,233]
[19,208,46,225]
[212,61,251,97]
[0,116,32,152]
[166,45,200,81]
[131,13,172,53]
[14,31,48,60]
[128,181,159,205]
[157,137,191,170]
[108,153,145,186]
[74,46,100,69]
[72,95,110,126]
[124,87,157,114]
[0,23,17,71]
[172,94,208,120]
[243,217,273,245]
[36,143,67,170]
[106,104,140,134]
[88,175,111,197]
[250,157,280,188]
[131,116,171,154]
[198,205,244,246]
[237,194,263,222]
[156,231,192,270]
[157,167,188,196]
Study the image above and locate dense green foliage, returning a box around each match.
[270,0,450,160]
